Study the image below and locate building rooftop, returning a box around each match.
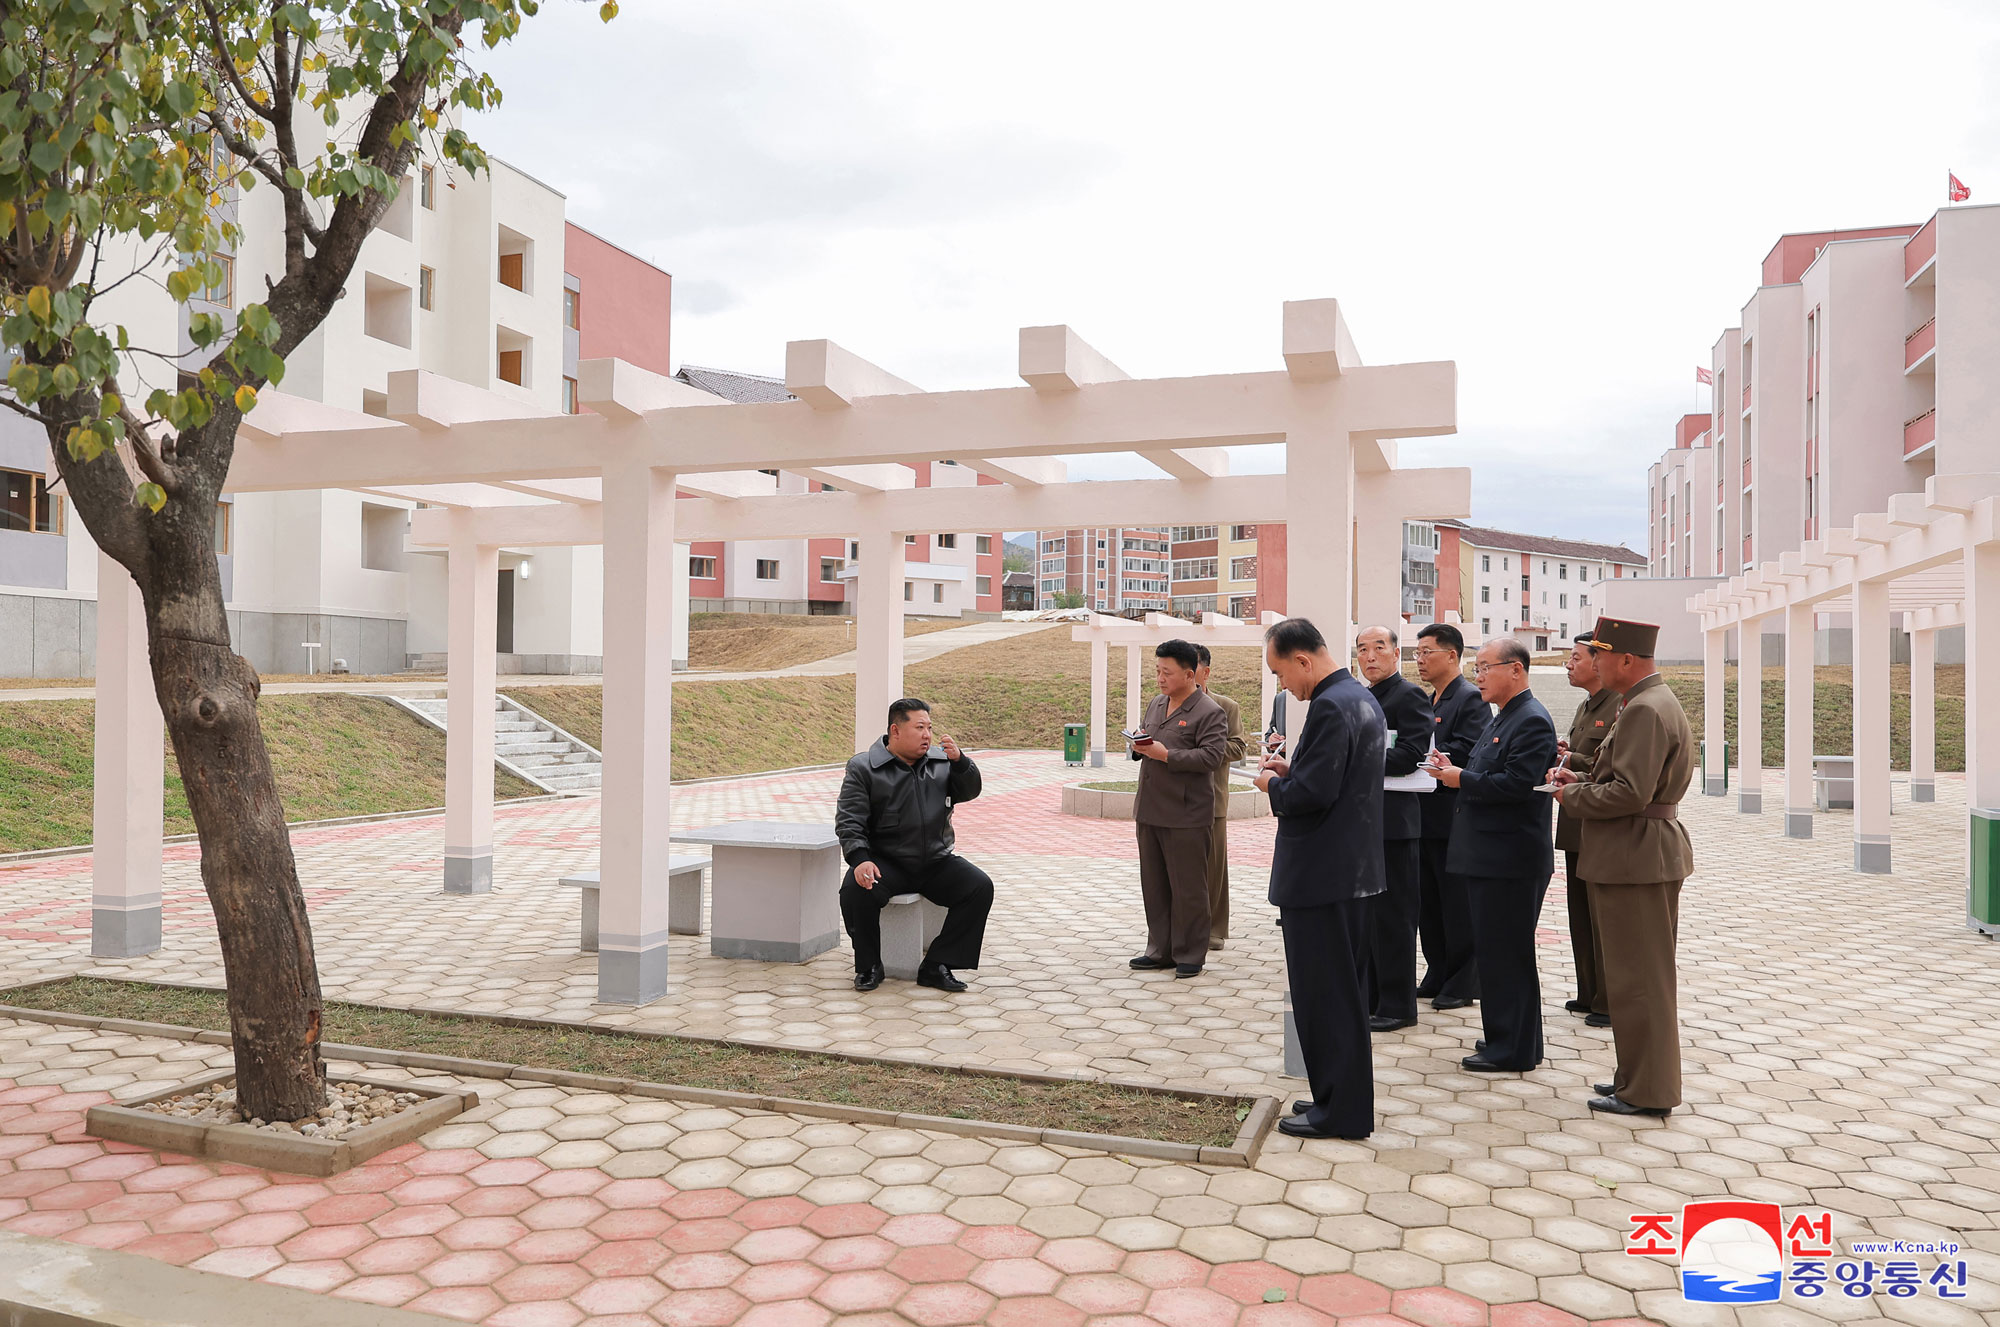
[1446,523,1645,565]
[1002,572,1034,588]
[675,365,795,404]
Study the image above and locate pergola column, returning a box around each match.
[1125,644,1142,734]
[443,535,499,895]
[1783,601,1815,839]
[1966,536,2000,936]
[1737,614,1764,814]
[852,527,906,755]
[1852,578,1892,873]
[91,552,163,958]
[598,462,678,1004]
[1354,505,1402,634]
[1286,429,1354,643]
[1909,623,1936,803]
[1088,638,1108,768]
[1702,627,1727,797]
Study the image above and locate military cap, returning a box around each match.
[1585,616,1659,658]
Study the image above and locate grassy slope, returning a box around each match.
[1659,664,1965,772]
[687,614,963,672]
[0,695,537,854]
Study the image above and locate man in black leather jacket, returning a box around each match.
[835,698,993,993]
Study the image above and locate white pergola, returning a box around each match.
[89,299,1469,999]
[1071,611,1285,767]
[1689,472,2000,933]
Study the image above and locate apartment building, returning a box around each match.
[1166,525,1260,619]
[1034,527,1170,614]
[1624,205,2000,661]
[1444,523,1644,652]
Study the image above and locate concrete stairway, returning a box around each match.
[381,693,603,793]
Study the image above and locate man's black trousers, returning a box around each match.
[1416,837,1480,1001]
[840,855,993,975]
[1365,839,1422,1022]
[1280,899,1374,1139]
[1465,871,1547,1070]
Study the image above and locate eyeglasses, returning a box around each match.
[1412,648,1451,661]
[1472,662,1522,675]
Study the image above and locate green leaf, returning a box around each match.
[1235,1103,1250,1122]
[1593,1175,1618,1191]
[234,384,257,412]
[134,482,167,513]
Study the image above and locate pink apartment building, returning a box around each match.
[1033,527,1171,615]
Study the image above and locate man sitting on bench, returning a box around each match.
[837,698,995,993]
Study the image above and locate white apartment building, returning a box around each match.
[1447,524,1645,652]
[1034,527,1170,615]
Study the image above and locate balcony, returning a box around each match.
[1904,409,1936,457]
[1741,458,1752,487]
[1741,383,1752,412]
[1905,317,1936,371]
[1905,216,1938,284]
[1742,535,1753,565]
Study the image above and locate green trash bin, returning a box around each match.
[1699,739,1730,793]
[1062,723,1087,766]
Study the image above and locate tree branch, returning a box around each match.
[197,0,280,123]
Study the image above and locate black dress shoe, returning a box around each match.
[1370,1015,1417,1032]
[1585,1012,1612,1028]
[1129,954,1173,970]
[1564,999,1589,1013]
[1461,1054,1525,1073]
[1475,1040,1487,1051]
[1415,981,1440,999]
[1173,963,1203,979]
[1433,996,1474,1010]
[1589,1094,1670,1117]
[853,964,884,992]
[1593,1082,1617,1096]
[916,963,968,992]
[1278,1114,1370,1141]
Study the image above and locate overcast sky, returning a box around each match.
[470,0,2000,551]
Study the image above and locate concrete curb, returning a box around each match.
[0,981,1274,1168]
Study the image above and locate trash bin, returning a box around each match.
[1700,739,1730,793]
[1062,723,1087,766]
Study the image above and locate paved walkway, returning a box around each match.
[1,754,1996,1326]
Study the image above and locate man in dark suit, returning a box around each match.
[1128,639,1229,978]
[1253,617,1385,1141]
[1354,625,1432,1033]
[1427,638,1559,1072]
[1413,622,1489,1010]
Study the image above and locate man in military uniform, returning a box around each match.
[1193,645,1249,952]
[1551,617,1693,1117]
[1555,631,1619,1029]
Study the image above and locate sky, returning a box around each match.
[469,0,2000,552]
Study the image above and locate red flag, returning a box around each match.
[1949,172,1970,202]
[1695,366,1714,386]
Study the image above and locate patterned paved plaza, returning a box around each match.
[1,751,1997,1327]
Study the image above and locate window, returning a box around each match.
[1541,561,1549,574]
[211,502,231,554]
[1040,538,1064,553]
[418,266,435,311]
[202,254,234,307]
[759,468,779,478]
[420,164,436,209]
[905,533,918,545]
[1096,539,1106,549]
[689,556,717,580]
[977,575,991,596]
[904,582,914,602]
[1502,587,1509,602]
[976,535,992,555]
[1559,623,1568,639]
[1559,563,1569,580]
[933,583,944,604]
[563,287,579,330]
[1171,558,1218,581]
[1503,556,1510,571]
[497,227,532,293]
[1541,591,1548,604]
[1,469,60,533]
[1230,525,1256,541]
[1580,594,1589,609]
[1559,593,1568,609]
[1481,555,1490,573]
[1229,555,1256,581]
[561,377,578,414]
[1480,586,1490,604]
[937,533,956,549]
[755,559,779,580]
[1169,525,1218,542]
[820,557,842,583]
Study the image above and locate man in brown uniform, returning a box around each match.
[1193,645,1249,951]
[1128,639,1230,978]
[1551,617,1693,1118]
[1555,631,1619,1029]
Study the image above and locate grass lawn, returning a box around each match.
[686,613,963,672]
[1,977,1246,1146]
[1658,664,1965,772]
[0,695,538,854]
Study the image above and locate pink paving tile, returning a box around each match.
[422,1247,520,1288]
[1390,1287,1490,1327]
[665,1216,751,1254]
[211,1209,309,1249]
[984,1295,1088,1327]
[529,1167,609,1198]
[454,1183,542,1217]
[0,1136,53,1163]
[82,1190,182,1223]
[122,1231,218,1266]
[971,1256,1064,1298]
[878,1213,962,1249]
[1237,1304,1336,1327]
[0,1201,23,1224]
[325,1162,412,1194]
[370,1203,459,1239]
[658,1250,751,1290]
[0,1171,64,1199]
[373,1143,427,1166]
[28,1179,123,1211]
[389,1173,477,1206]
[1489,1309,1585,1327]
[260,1258,359,1293]
[1207,1262,1302,1306]
[599,1177,677,1210]
[471,1157,550,1188]
[820,1315,907,1327]
[581,1238,673,1278]
[802,1203,888,1239]
[67,1152,157,1182]
[1146,1286,1246,1327]
[150,1199,245,1235]
[241,1181,332,1213]
[190,1244,286,1279]
[519,1194,609,1232]
[509,1226,602,1264]
[333,1273,429,1307]
[735,1225,822,1265]
[810,1235,897,1272]
[887,1243,979,1284]
[735,1260,830,1304]
[956,1225,1042,1260]
[123,1164,213,1194]
[407,1285,507,1322]
[15,1145,96,1173]
[739,1301,834,1327]
[279,1222,377,1261]
[1337,1318,1427,1327]
[442,1214,532,1251]
[184,1173,267,1202]
[812,1269,910,1313]
[1124,1251,1211,1291]
[1038,1237,1124,1275]
[591,1207,675,1242]
[1298,1275,1394,1318]
[666,1187,748,1220]
[737,1196,815,1230]
[2,1209,85,1237]
[303,1191,393,1226]
[407,1148,488,1176]
[348,1233,447,1276]
[1057,1273,1151,1316]
[574,1275,669,1315]
[896,1282,994,1327]
[651,1286,752,1327]
[494,1259,595,1303]
[63,1220,150,1250]
[490,1300,587,1327]
[0,1086,61,1105]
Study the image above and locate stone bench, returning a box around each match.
[676,822,844,962]
[881,892,947,982]
[559,856,708,952]
[1814,755,1856,811]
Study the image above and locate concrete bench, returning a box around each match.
[881,893,947,982]
[676,822,844,963]
[1814,755,1856,811]
[559,856,708,952]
